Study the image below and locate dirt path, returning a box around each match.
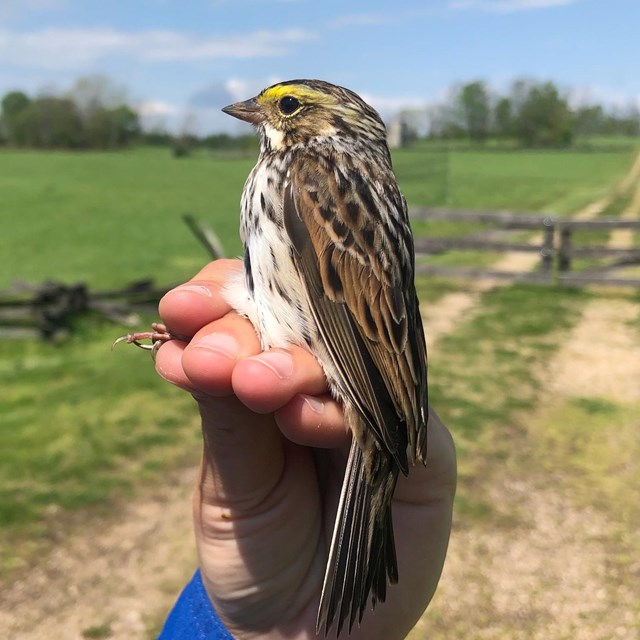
[418,290,640,639]
[0,470,197,639]
[609,159,640,250]
[415,157,640,640]
[3,154,639,639]
[549,178,640,405]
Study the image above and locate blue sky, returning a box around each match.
[0,0,637,133]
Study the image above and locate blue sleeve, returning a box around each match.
[158,569,235,640]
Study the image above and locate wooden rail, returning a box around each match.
[411,207,556,228]
[409,207,640,287]
[0,280,173,340]
[413,266,551,283]
[0,215,225,341]
[414,237,548,253]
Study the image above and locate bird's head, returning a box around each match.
[222,79,387,152]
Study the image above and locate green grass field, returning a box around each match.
[0,148,251,289]
[0,144,636,577]
[0,146,634,289]
[395,147,635,214]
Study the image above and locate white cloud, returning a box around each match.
[450,0,579,12]
[569,85,640,112]
[328,13,392,28]
[136,100,181,118]
[329,8,439,29]
[0,26,314,70]
[135,99,181,133]
[180,76,286,134]
[186,77,281,113]
[144,29,312,62]
[224,76,282,101]
[359,92,428,119]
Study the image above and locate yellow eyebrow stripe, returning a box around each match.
[259,84,336,106]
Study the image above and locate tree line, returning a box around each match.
[416,78,640,148]
[0,76,140,150]
[0,75,258,153]
[1,75,638,151]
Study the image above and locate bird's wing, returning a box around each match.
[283,154,428,468]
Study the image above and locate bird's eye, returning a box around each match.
[279,95,301,115]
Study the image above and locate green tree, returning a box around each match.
[1,78,140,150]
[25,96,84,148]
[607,106,640,137]
[493,97,513,139]
[512,81,573,148]
[573,104,606,138]
[458,81,490,142]
[68,74,139,148]
[107,105,140,146]
[2,90,30,118]
[84,104,140,148]
[1,90,32,144]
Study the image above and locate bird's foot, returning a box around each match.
[113,322,174,359]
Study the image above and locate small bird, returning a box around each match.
[222,79,428,635]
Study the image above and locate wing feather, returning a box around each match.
[283,154,428,467]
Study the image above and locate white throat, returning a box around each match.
[263,123,285,150]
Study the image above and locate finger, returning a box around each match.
[190,258,243,283]
[275,393,350,449]
[231,345,328,414]
[158,259,242,338]
[232,345,349,448]
[154,338,193,391]
[181,312,262,397]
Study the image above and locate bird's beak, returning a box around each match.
[222,98,264,125]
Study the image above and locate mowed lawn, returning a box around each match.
[0,144,635,574]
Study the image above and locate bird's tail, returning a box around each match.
[317,439,399,636]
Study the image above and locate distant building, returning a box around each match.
[387,118,409,149]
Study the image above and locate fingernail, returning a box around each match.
[174,284,212,297]
[251,351,294,379]
[156,362,182,385]
[193,333,238,358]
[302,394,325,414]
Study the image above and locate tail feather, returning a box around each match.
[339,458,369,633]
[317,440,399,636]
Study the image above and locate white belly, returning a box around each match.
[223,221,313,352]
[248,220,313,350]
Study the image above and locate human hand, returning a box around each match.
[155,259,456,640]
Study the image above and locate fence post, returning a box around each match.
[540,217,555,275]
[558,224,572,272]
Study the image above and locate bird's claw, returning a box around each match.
[113,322,173,360]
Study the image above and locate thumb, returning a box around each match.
[177,313,287,511]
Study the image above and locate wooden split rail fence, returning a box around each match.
[410,207,640,287]
[0,279,173,341]
[2,210,639,341]
[0,214,223,341]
